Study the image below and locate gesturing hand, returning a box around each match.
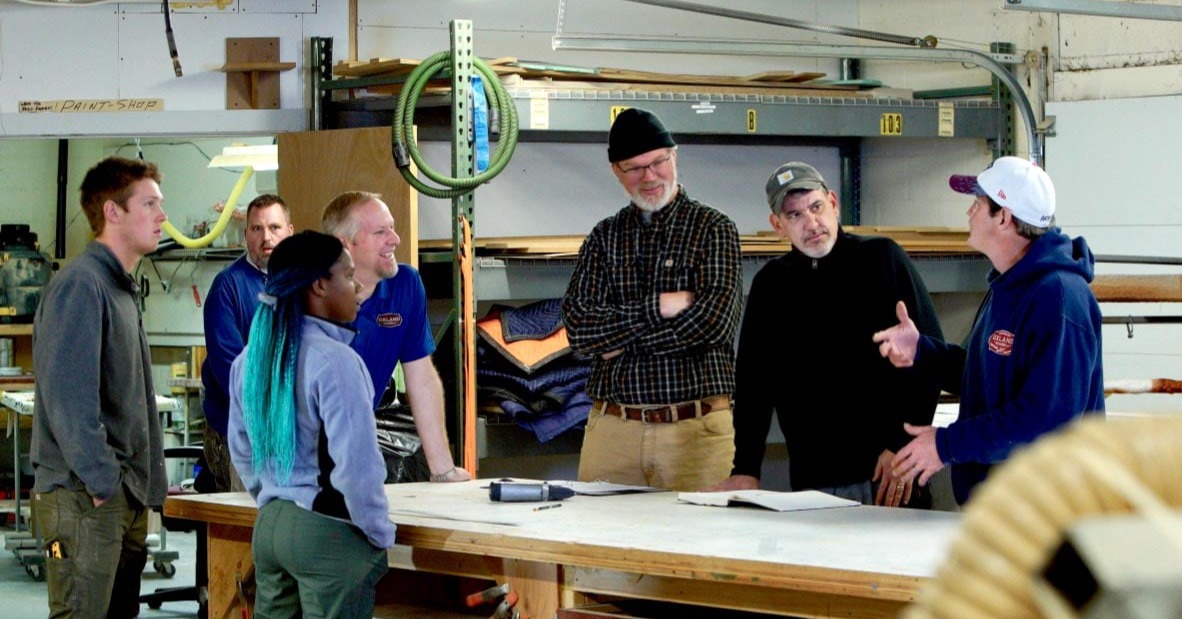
[872,301,920,368]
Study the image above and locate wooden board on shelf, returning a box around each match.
[743,70,828,83]
[224,37,286,110]
[0,376,35,389]
[1091,274,1182,303]
[333,57,421,77]
[420,229,972,257]
[332,55,870,99]
[219,61,296,72]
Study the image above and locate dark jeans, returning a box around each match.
[252,500,388,619]
[35,485,149,619]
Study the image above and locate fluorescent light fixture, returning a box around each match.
[208,144,278,171]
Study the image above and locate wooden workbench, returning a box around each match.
[165,481,960,619]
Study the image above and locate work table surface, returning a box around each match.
[166,480,960,602]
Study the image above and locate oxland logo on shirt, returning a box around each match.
[377,313,403,327]
[988,330,1014,356]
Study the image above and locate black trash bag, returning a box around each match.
[374,403,430,483]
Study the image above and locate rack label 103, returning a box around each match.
[880,113,903,136]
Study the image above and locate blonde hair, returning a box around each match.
[320,191,382,242]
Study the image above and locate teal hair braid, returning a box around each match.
[239,230,345,486]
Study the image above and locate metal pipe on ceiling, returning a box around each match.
[619,0,938,48]
[552,35,1042,163]
[1002,0,1182,22]
[561,0,1043,162]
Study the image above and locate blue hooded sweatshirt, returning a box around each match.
[918,228,1104,504]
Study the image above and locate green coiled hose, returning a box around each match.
[392,50,520,199]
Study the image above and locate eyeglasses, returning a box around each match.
[616,152,673,180]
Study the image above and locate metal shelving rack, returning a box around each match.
[312,33,1015,466]
[319,68,1010,225]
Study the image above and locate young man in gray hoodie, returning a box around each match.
[32,156,169,618]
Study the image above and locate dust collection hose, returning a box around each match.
[160,166,254,248]
[903,416,1182,619]
[392,50,519,199]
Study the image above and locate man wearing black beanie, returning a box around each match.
[562,108,743,491]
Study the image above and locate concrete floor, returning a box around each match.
[1,520,200,619]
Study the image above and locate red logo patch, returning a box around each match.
[376,313,403,328]
[988,330,1014,356]
[997,189,1008,200]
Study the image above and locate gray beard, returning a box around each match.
[628,177,677,213]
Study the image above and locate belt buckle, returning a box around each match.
[641,407,670,423]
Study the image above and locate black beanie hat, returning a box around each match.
[607,108,676,163]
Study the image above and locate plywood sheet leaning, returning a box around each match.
[277,127,418,267]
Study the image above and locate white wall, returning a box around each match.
[357,0,857,77]
[0,1,347,136]
[1046,95,1182,414]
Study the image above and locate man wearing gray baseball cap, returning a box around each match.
[874,156,1104,505]
[713,161,944,508]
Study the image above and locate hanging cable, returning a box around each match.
[162,0,183,77]
[391,51,519,200]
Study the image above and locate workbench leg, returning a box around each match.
[208,523,253,619]
[498,558,559,619]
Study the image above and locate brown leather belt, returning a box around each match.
[593,395,730,424]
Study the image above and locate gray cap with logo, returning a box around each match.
[765,162,828,212]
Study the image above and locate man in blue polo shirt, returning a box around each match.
[321,191,470,483]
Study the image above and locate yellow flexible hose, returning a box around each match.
[160,166,255,249]
[903,416,1182,619]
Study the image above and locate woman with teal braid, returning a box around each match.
[227,230,394,618]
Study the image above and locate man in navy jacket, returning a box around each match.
[202,194,294,491]
[873,156,1104,504]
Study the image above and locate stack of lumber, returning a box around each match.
[332,56,870,98]
[419,227,972,258]
[1090,274,1182,303]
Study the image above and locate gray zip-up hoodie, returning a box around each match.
[31,241,166,507]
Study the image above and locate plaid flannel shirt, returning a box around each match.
[562,187,742,405]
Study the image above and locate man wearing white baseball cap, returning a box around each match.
[872,156,1104,505]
